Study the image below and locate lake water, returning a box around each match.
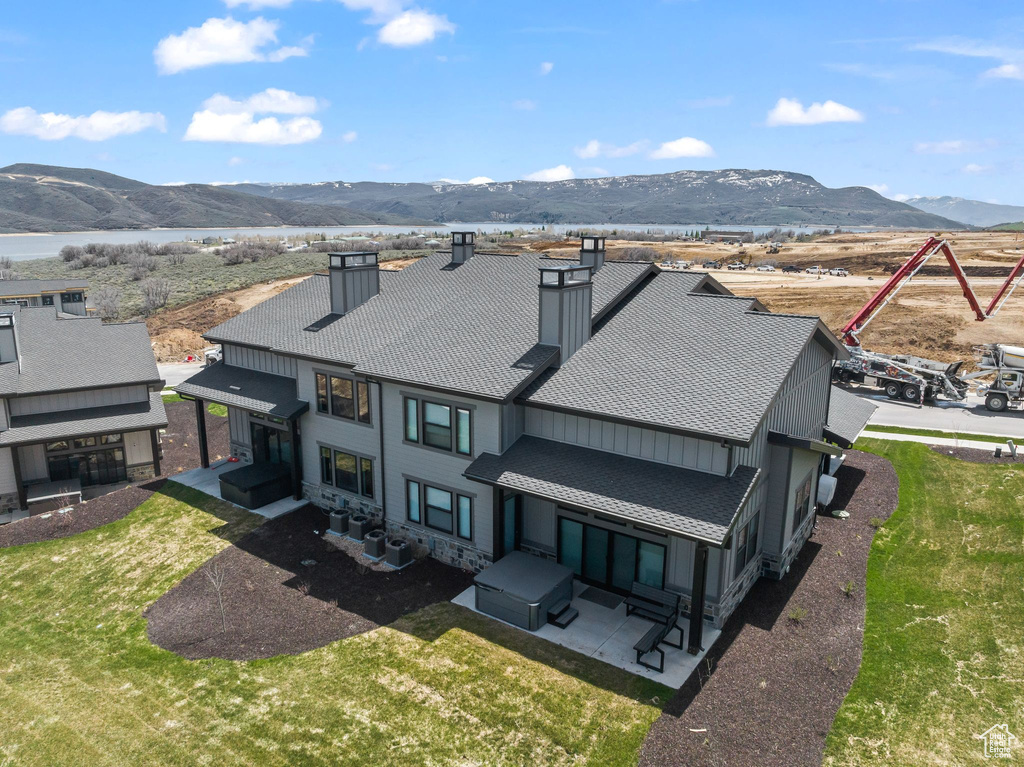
[0,223,886,261]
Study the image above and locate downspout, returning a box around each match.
[371,379,387,513]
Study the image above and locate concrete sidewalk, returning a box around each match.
[862,430,1018,453]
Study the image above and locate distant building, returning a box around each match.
[701,230,753,244]
[202,236,221,245]
[0,306,166,518]
[0,279,88,316]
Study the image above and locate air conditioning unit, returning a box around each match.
[385,539,412,570]
[328,509,350,536]
[363,529,387,559]
[348,514,372,541]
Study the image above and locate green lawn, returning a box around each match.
[0,483,665,766]
[863,424,1021,445]
[825,439,1024,765]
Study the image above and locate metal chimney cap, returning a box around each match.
[452,232,475,245]
[539,263,593,288]
[329,252,379,269]
[581,236,606,252]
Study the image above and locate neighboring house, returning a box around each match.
[0,279,88,315]
[177,235,875,642]
[701,230,753,244]
[0,306,166,516]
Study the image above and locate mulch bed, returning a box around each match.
[639,450,899,767]
[929,445,1023,464]
[0,399,228,548]
[145,504,475,661]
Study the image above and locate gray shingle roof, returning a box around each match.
[522,275,841,444]
[0,307,160,397]
[204,253,653,400]
[0,392,167,446]
[825,386,877,448]
[464,435,760,545]
[0,279,87,298]
[175,362,308,419]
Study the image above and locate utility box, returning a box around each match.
[385,539,412,570]
[349,515,372,541]
[364,529,387,559]
[329,510,350,536]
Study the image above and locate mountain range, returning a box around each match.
[232,170,962,229]
[0,164,965,233]
[902,196,1024,228]
[0,164,407,233]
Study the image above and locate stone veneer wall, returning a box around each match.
[229,442,253,464]
[762,509,816,581]
[127,464,156,483]
[0,491,19,514]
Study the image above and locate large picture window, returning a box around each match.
[320,446,374,499]
[733,512,760,578]
[330,377,355,420]
[317,373,371,424]
[403,395,472,457]
[334,451,358,493]
[46,435,127,488]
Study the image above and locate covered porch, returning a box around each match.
[463,436,759,684]
[175,362,308,510]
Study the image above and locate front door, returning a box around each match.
[557,514,666,593]
[250,422,292,465]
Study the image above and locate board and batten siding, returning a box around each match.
[124,430,154,466]
[381,381,499,557]
[523,406,730,476]
[222,343,298,379]
[0,448,17,495]
[765,336,833,440]
[0,399,8,430]
[17,444,47,482]
[9,384,149,417]
[226,406,252,447]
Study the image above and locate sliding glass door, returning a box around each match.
[557,514,666,593]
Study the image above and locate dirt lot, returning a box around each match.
[145,231,1023,365]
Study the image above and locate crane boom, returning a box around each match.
[841,236,1024,345]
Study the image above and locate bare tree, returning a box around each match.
[140,278,171,314]
[204,562,229,633]
[92,285,122,320]
[60,245,85,262]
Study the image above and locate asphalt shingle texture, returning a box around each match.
[465,436,759,544]
[204,253,653,400]
[523,276,829,444]
[175,362,307,419]
[825,386,878,448]
[0,279,87,298]
[0,307,160,396]
[0,392,167,446]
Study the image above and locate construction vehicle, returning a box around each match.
[964,344,1024,412]
[834,237,1024,406]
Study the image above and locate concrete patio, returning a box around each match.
[168,460,306,519]
[452,579,720,689]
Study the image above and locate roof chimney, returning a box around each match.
[538,264,593,366]
[579,235,606,272]
[328,252,380,315]
[0,312,18,366]
[451,231,475,264]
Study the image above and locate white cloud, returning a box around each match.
[438,176,494,185]
[154,17,310,75]
[913,139,979,155]
[184,88,323,145]
[0,107,166,141]
[378,10,454,46]
[341,130,358,142]
[512,99,537,111]
[892,193,914,202]
[203,88,322,115]
[765,97,864,126]
[963,163,993,174]
[649,136,715,159]
[339,0,407,23]
[866,183,889,194]
[574,139,647,159]
[912,37,1024,80]
[228,156,245,166]
[540,61,554,75]
[524,164,574,182]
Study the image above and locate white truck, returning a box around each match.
[966,344,1024,413]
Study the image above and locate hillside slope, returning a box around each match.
[904,196,1024,228]
[0,164,410,233]
[233,169,965,228]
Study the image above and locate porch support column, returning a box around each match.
[10,446,27,511]
[195,398,209,469]
[150,428,162,477]
[289,417,302,501]
[687,542,709,655]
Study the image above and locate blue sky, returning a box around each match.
[0,0,1021,203]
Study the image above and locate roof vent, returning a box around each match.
[579,236,606,273]
[538,264,593,366]
[451,231,475,264]
[328,252,380,315]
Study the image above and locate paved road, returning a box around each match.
[158,362,204,389]
[848,386,1024,438]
